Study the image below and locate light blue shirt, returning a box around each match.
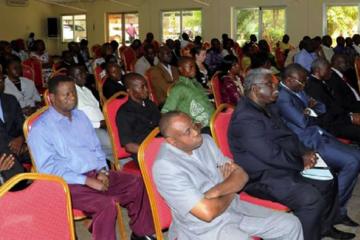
[28,107,107,184]
[294,49,318,72]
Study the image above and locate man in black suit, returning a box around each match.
[228,68,355,240]
[0,65,24,184]
[305,58,360,142]
[328,54,360,112]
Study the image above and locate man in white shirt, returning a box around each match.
[321,35,334,63]
[69,65,114,162]
[4,57,41,116]
[134,44,159,76]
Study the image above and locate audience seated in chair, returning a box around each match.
[192,47,210,89]
[103,62,126,99]
[142,32,160,53]
[228,68,355,240]
[149,46,179,106]
[153,111,303,240]
[220,55,244,105]
[4,57,41,116]
[70,65,114,163]
[294,38,318,72]
[162,57,215,130]
[135,44,159,77]
[29,39,52,84]
[328,54,360,112]
[116,73,160,163]
[321,35,334,63]
[277,63,360,227]
[27,75,156,240]
[305,58,360,143]
[204,38,223,77]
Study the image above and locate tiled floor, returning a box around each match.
[75,180,360,240]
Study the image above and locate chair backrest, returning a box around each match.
[103,91,131,169]
[354,57,360,93]
[43,89,51,106]
[50,67,68,79]
[122,47,137,72]
[0,173,75,240]
[23,57,43,89]
[210,104,235,159]
[210,71,222,108]
[22,63,34,80]
[144,69,159,105]
[23,106,49,171]
[138,128,172,240]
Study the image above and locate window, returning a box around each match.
[233,7,286,47]
[61,14,87,42]
[162,9,202,42]
[107,13,139,46]
[325,5,359,45]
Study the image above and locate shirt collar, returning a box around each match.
[331,67,343,78]
[244,96,272,118]
[48,106,77,122]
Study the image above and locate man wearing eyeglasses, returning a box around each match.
[276,63,360,229]
[228,68,355,240]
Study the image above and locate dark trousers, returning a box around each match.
[318,137,360,216]
[246,173,339,240]
[69,170,154,240]
[331,123,360,143]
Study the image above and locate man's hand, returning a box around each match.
[308,98,317,108]
[100,120,107,129]
[0,154,15,172]
[302,151,318,170]
[351,113,360,125]
[96,172,109,189]
[85,177,108,192]
[218,162,236,180]
[8,136,24,155]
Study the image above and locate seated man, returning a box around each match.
[116,73,160,162]
[4,57,41,116]
[103,62,126,99]
[162,57,214,130]
[135,44,159,77]
[153,111,303,240]
[149,46,179,106]
[27,75,155,240]
[0,69,24,184]
[328,53,360,113]
[305,58,360,142]
[277,63,360,226]
[69,65,113,162]
[228,68,354,240]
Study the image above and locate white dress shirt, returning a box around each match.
[75,84,104,128]
[134,56,159,76]
[4,76,41,108]
[332,67,360,101]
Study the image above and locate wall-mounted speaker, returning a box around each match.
[47,18,58,37]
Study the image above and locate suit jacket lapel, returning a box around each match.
[158,64,173,83]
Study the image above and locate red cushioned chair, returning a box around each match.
[23,107,128,239]
[210,104,289,211]
[102,91,140,174]
[0,173,76,240]
[22,63,34,80]
[144,69,159,105]
[94,66,107,106]
[22,57,45,94]
[121,46,137,72]
[138,127,261,240]
[43,89,51,106]
[210,71,223,108]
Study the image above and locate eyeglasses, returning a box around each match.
[254,81,275,88]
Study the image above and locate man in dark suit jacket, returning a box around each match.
[0,67,24,184]
[228,68,354,240]
[327,54,360,112]
[305,58,360,142]
[149,46,179,106]
[276,63,360,226]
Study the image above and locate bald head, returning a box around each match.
[159,111,186,137]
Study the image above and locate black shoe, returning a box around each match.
[130,233,157,240]
[338,215,360,227]
[322,227,355,240]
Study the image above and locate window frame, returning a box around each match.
[160,8,203,42]
[231,6,287,45]
[61,14,87,43]
[323,3,360,37]
[106,11,139,45]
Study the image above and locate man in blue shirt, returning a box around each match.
[28,75,155,240]
[294,38,318,72]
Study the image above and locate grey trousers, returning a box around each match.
[95,128,114,163]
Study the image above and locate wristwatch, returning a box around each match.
[99,168,109,176]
